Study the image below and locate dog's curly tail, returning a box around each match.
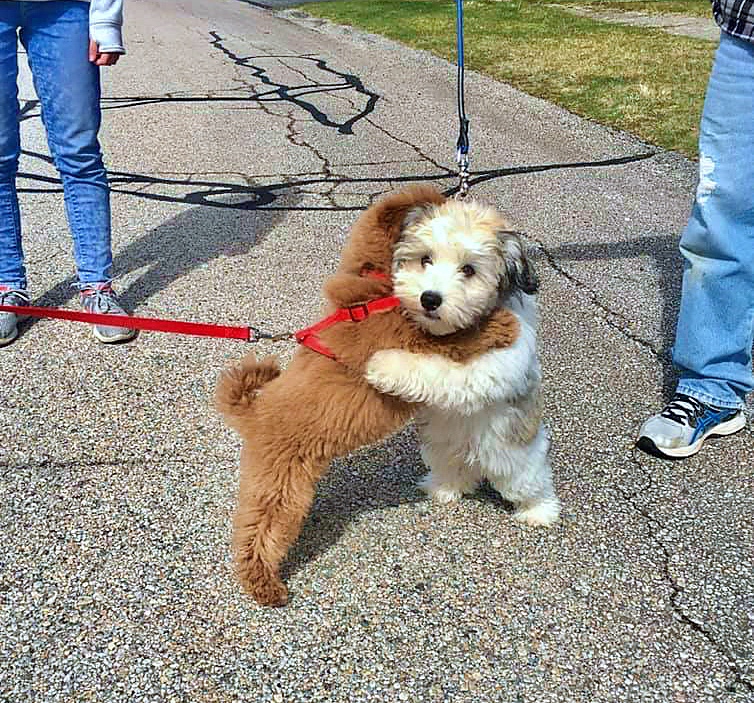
[215,354,281,425]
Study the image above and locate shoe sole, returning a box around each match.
[92,326,138,344]
[0,314,29,347]
[0,328,19,347]
[637,413,747,459]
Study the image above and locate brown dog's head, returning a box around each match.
[336,186,447,277]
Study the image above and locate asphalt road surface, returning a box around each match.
[1,0,751,701]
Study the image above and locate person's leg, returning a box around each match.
[637,31,753,457]
[0,3,32,347]
[673,31,754,409]
[0,2,25,290]
[20,0,113,286]
[21,1,134,343]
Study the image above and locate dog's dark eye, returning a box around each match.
[421,255,432,268]
[461,264,476,277]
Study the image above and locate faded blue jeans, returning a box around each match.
[673,31,754,410]
[0,0,112,291]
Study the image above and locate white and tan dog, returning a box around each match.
[365,198,561,526]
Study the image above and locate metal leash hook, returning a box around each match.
[456,145,470,200]
[454,0,471,200]
[250,326,294,343]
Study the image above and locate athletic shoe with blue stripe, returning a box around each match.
[637,393,746,459]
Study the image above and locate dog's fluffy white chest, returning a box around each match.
[365,293,542,465]
[415,318,541,466]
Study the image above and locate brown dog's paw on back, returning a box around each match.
[215,354,281,420]
[427,307,522,362]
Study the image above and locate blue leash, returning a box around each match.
[455,0,470,198]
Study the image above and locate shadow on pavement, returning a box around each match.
[30,190,299,316]
[532,235,683,400]
[281,428,425,581]
[281,426,516,582]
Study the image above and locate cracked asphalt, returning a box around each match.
[1,0,752,701]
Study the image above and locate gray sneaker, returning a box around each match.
[637,393,746,459]
[0,288,31,347]
[79,283,137,344]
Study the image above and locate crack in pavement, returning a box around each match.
[283,108,340,208]
[525,230,665,361]
[618,454,754,693]
[364,115,456,180]
[208,30,379,134]
[208,30,422,209]
[209,31,345,209]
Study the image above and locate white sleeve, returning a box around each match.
[89,0,125,54]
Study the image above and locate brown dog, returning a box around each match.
[216,186,520,606]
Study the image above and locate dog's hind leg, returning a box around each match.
[233,446,319,607]
[486,428,561,527]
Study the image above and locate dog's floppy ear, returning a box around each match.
[337,185,448,276]
[498,230,539,295]
[373,185,447,245]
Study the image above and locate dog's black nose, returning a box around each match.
[420,291,443,311]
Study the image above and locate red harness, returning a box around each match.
[295,269,400,360]
[295,295,400,360]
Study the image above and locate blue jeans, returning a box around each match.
[0,0,112,290]
[673,31,754,410]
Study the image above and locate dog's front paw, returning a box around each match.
[365,349,415,394]
[513,497,561,527]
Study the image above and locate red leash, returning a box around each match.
[0,270,400,354]
[0,304,262,341]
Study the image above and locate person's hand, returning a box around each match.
[88,39,120,66]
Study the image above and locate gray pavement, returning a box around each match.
[553,4,720,42]
[1,0,752,701]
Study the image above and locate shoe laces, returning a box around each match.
[79,283,120,313]
[0,288,31,306]
[660,394,707,428]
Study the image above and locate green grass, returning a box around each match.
[297,0,715,157]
